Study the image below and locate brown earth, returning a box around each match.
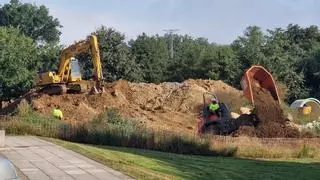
[0,79,247,135]
[235,126,257,137]
[252,87,299,137]
[0,79,301,137]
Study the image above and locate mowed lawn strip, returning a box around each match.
[44,138,320,180]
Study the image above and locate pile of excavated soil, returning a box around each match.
[0,79,247,135]
[0,79,301,138]
[253,87,299,137]
[235,86,299,138]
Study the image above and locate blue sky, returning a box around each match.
[0,0,319,45]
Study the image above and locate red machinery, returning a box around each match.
[197,65,280,135]
[240,65,281,106]
[197,92,234,134]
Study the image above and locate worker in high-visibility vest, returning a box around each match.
[52,107,63,120]
[208,98,221,117]
[203,97,222,122]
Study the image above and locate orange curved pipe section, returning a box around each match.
[240,65,281,106]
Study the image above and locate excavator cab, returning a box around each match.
[70,58,82,81]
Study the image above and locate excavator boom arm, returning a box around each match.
[88,35,103,81]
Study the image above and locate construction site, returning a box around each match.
[2,1,320,179]
[0,70,316,139]
[0,33,317,141]
[1,53,320,180]
[0,20,320,180]
[0,34,319,142]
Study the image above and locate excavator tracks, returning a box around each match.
[39,81,102,95]
[67,82,89,94]
[40,84,67,95]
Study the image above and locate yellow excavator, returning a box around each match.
[37,35,105,95]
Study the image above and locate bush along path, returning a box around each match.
[1,101,234,156]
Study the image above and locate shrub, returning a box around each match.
[64,108,233,156]
[296,144,315,158]
[312,121,320,134]
[2,100,66,137]
[3,105,235,156]
[154,132,226,155]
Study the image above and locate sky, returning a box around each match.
[0,0,319,45]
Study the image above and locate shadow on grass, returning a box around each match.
[96,145,320,180]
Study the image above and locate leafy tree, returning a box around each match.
[164,35,239,86]
[78,26,142,82]
[263,28,291,75]
[202,45,241,86]
[264,27,309,102]
[0,27,41,105]
[232,25,312,102]
[263,24,320,102]
[37,43,62,72]
[130,33,169,83]
[0,0,62,43]
[167,35,211,81]
[285,24,320,54]
[232,26,267,68]
[302,50,320,99]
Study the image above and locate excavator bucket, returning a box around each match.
[89,86,105,94]
[240,65,281,106]
[88,81,105,95]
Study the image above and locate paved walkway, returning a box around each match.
[0,136,133,180]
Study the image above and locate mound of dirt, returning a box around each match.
[252,87,299,137]
[0,79,246,135]
[0,78,300,138]
[236,126,257,137]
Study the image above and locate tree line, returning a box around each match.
[0,0,319,105]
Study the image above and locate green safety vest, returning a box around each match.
[52,109,63,119]
[209,103,219,112]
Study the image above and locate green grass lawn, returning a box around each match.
[45,138,320,180]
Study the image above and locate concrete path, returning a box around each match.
[0,136,133,180]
